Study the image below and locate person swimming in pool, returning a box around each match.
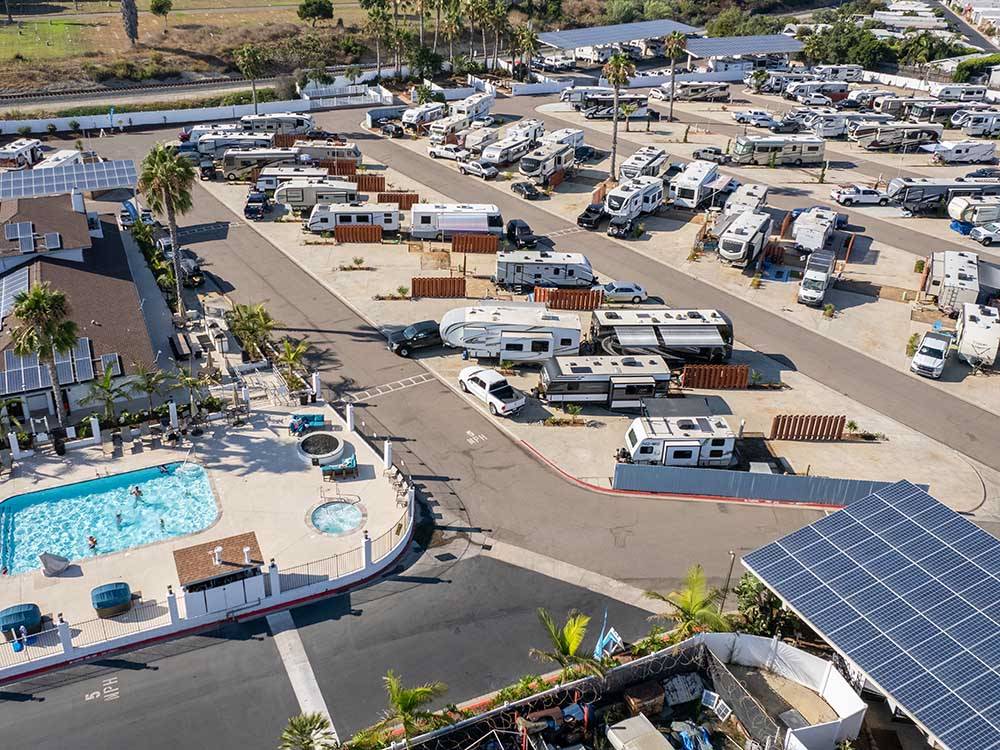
[160,518,165,531]
[130,485,142,498]
[87,535,98,550]
[115,512,122,528]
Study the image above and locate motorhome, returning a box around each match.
[730,134,826,166]
[949,195,1000,226]
[930,83,988,102]
[574,46,614,65]
[507,118,545,144]
[183,122,245,144]
[429,114,471,144]
[962,111,1000,137]
[954,303,999,366]
[220,148,300,180]
[886,176,1000,214]
[539,355,672,409]
[449,92,494,120]
[923,140,996,165]
[723,183,768,217]
[754,71,817,93]
[439,303,582,361]
[784,80,849,101]
[669,161,732,210]
[239,112,314,134]
[845,88,889,107]
[518,142,575,184]
[409,203,503,239]
[604,176,665,220]
[33,149,83,170]
[401,101,447,128]
[480,135,533,165]
[255,166,330,192]
[293,140,362,165]
[872,96,935,117]
[577,91,647,111]
[621,416,736,467]
[272,179,359,212]
[494,250,596,290]
[459,127,500,153]
[618,146,668,180]
[669,82,730,102]
[0,138,43,168]
[305,202,401,234]
[540,128,585,149]
[636,38,664,58]
[560,85,613,106]
[812,112,893,138]
[791,207,838,253]
[197,132,275,158]
[797,249,837,306]
[589,308,734,362]
[908,101,988,125]
[923,251,982,308]
[812,64,864,81]
[717,211,772,267]
[855,122,943,151]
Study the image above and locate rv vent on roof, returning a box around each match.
[688,311,704,319]
[678,420,697,431]
[604,311,621,319]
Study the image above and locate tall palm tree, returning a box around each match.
[529,608,606,678]
[462,0,476,57]
[280,712,338,750]
[365,3,393,75]
[228,302,276,360]
[81,369,131,423]
[234,43,268,115]
[129,360,172,412]
[602,53,636,180]
[11,283,78,427]
[442,0,462,64]
[377,670,449,742]
[664,31,687,123]
[488,0,506,70]
[644,565,731,640]
[413,0,428,46]
[432,0,444,52]
[276,338,309,389]
[620,101,637,132]
[517,24,539,77]
[138,145,195,322]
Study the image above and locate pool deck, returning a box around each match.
[0,403,402,628]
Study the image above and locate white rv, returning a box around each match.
[731,135,826,166]
[293,140,363,165]
[872,96,935,117]
[439,303,582,361]
[669,161,731,210]
[183,123,245,144]
[812,64,864,81]
[618,146,668,180]
[0,138,43,168]
[255,166,330,192]
[574,46,613,64]
[604,176,665,220]
[668,82,730,102]
[495,250,596,290]
[923,141,996,165]
[718,211,772,267]
[518,142,575,184]
[402,102,447,127]
[589,308,734,362]
[723,183,768,217]
[962,111,1000,137]
[622,416,736,467]
[785,80,849,101]
[954,303,999,367]
[273,179,359,211]
[197,132,275,158]
[480,135,533,165]
[791,207,838,254]
[929,83,988,102]
[429,114,472,144]
[507,118,545,144]
[239,112,314,134]
[560,85,613,105]
[948,196,1000,226]
[409,203,503,239]
[923,251,982,307]
[459,127,500,153]
[449,92,494,120]
[33,149,83,170]
[540,128,585,149]
[887,176,1000,214]
[539,355,672,409]
[855,122,943,151]
[305,202,401,234]
[220,148,300,180]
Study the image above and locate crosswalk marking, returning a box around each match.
[344,372,435,403]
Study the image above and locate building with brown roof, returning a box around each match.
[173,532,265,592]
[0,191,96,273]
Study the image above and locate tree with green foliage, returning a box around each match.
[414,83,434,104]
[276,338,309,389]
[664,30,686,123]
[748,68,768,93]
[377,670,450,742]
[441,0,463,64]
[150,0,172,29]
[734,572,802,638]
[602,52,635,179]
[120,0,138,46]
[234,43,268,114]
[81,369,132,423]
[896,30,971,65]
[298,0,334,26]
[801,21,894,69]
[953,52,1000,82]
[706,7,783,38]
[227,303,276,360]
[645,565,731,640]
[529,608,606,678]
[620,101,637,132]
[128,360,173,412]
[407,44,443,79]
[516,24,540,77]
[279,712,338,750]
[365,2,393,73]
[603,0,641,25]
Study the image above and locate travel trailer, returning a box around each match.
[797,250,837,306]
[574,46,614,65]
[962,111,1000,137]
[589,308,734,362]
[791,207,838,253]
[255,166,329,192]
[507,118,545,144]
[717,211,772,267]
[923,251,983,308]
[560,85,613,106]
[183,123,245,144]
[409,203,503,239]
[0,138,43,168]
[872,96,935,117]
[845,88,889,107]
[954,303,999,367]
[669,82,730,102]
[272,179,359,211]
[539,355,672,409]
[33,149,83,170]
[494,250,596,290]
[811,112,892,138]
[459,127,500,153]
[929,83,988,102]
[923,141,996,165]
[305,203,401,233]
[855,122,943,151]
[754,71,817,94]
[540,128,585,149]
[723,183,768,217]
[670,161,732,210]
[518,142,575,184]
[439,303,582,361]
[220,148,300,180]
[197,132,275,158]
[812,64,864,81]
[618,146,668,180]
[886,176,1000,214]
[730,135,826,166]
[402,102,447,127]
[620,416,737,467]
[908,101,989,125]
[293,140,362,165]
[239,112,314,134]
[449,92,494,120]
[429,114,472,144]
[784,80,849,101]
[604,176,665,220]
[480,135,534,165]
[948,196,1000,226]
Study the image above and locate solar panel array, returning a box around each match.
[0,337,95,396]
[0,160,137,200]
[3,221,32,241]
[537,19,697,50]
[0,267,30,321]
[743,480,1000,750]
[685,34,804,59]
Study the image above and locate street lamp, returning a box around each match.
[719,549,737,613]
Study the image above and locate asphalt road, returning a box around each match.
[932,0,997,51]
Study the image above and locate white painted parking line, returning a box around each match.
[267,611,337,741]
[345,372,435,403]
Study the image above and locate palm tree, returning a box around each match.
[602,53,636,180]
[644,565,731,640]
[413,0,428,46]
[228,302,276,360]
[365,3,393,75]
[432,0,444,52]
[488,0,506,70]
[748,68,768,94]
[10,283,78,427]
[664,31,687,123]
[81,369,131,423]
[138,145,195,323]
[529,608,605,678]
[516,24,539,77]
[280,712,338,750]
[276,338,309,390]
[234,43,268,115]
[129,360,172,412]
[377,670,449,742]
[441,0,462,64]
[175,369,219,420]
[621,101,637,132]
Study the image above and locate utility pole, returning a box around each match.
[719,549,737,613]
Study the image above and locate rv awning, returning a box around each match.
[979,260,1000,293]
[614,325,658,346]
[706,175,733,191]
[439,215,488,233]
[657,325,724,347]
[610,375,656,386]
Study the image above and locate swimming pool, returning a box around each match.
[0,462,218,575]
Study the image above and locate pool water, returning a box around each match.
[0,462,218,575]
[311,502,363,535]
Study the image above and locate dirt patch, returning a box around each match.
[727,665,837,726]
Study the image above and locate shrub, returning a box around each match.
[913,258,925,273]
[953,53,1000,82]
[906,332,920,357]
[17,125,31,136]
[46,123,57,135]
[823,303,835,318]
[395,285,409,297]
[68,119,80,132]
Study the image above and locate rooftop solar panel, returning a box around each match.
[743,480,1000,750]
[0,160,137,200]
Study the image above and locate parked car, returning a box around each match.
[458,367,526,416]
[797,93,833,106]
[471,116,496,129]
[506,219,538,248]
[769,119,801,134]
[428,144,470,161]
[381,122,405,138]
[748,113,777,128]
[577,203,606,230]
[243,190,271,221]
[607,215,638,239]
[830,184,888,206]
[600,280,648,304]
[386,320,442,357]
[909,331,952,379]
[732,109,770,124]
[835,99,861,110]
[458,159,499,179]
[304,129,340,140]
[512,181,542,200]
[574,145,601,162]
[970,221,1000,246]
[199,159,217,181]
[966,167,1000,179]
[692,146,730,164]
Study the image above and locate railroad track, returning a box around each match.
[0,75,278,104]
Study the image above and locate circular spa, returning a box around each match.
[311,502,365,535]
[297,432,346,466]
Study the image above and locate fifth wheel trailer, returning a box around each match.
[539,355,671,409]
[954,303,999,367]
[718,211,773,267]
[439,303,582,361]
[590,308,734,363]
[272,179,359,211]
[494,250,596,290]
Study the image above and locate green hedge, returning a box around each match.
[3,88,280,121]
[953,53,1000,82]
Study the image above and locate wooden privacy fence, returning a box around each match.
[272,134,297,148]
[355,173,386,192]
[379,192,420,210]
[779,211,793,238]
[770,414,846,441]
[411,277,466,298]
[549,169,565,188]
[317,159,357,176]
[335,225,382,243]
[452,233,499,254]
[681,364,749,390]
[533,287,605,311]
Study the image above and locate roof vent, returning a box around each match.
[211,546,223,566]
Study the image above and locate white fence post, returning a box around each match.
[269,559,281,597]
[168,401,179,429]
[311,372,322,402]
[166,586,180,625]
[346,403,354,433]
[57,614,73,654]
[89,416,101,444]
[7,432,21,460]
[383,439,392,469]
[363,531,373,568]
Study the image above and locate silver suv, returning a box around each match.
[458,159,499,179]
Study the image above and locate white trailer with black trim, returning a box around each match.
[306,202,401,233]
[618,146,668,180]
[409,203,504,239]
[718,211,773,268]
[590,308,734,362]
[439,303,582,361]
[540,355,671,409]
[273,179,359,211]
[494,250,596,290]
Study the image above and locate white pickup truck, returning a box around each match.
[458,367,526,416]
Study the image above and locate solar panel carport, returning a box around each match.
[537,20,697,50]
[685,34,804,59]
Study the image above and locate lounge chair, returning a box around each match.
[91,582,133,619]
[0,603,42,641]
[39,552,71,577]
[321,454,358,481]
[139,423,153,448]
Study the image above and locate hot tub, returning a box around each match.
[297,432,346,466]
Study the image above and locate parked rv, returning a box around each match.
[948,196,1000,226]
[652,82,730,102]
[954,303,999,367]
[402,102,447,128]
[619,146,668,179]
[797,250,837,306]
[272,179,359,212]
[480,135,533,165]
[886,176,1000,214]
[495,250,596,290]
[540,128,586,149]
[590,308,734,362]
[812,64,864,81]
[620,416,736,467]
[731,134,825,166]
[449,92,494,121]
[540,355,671,409]
[439,304,582,361]
[197,132,275,158]
[791,207,838,253]
[604,176,665,226]
[239,112,314,135]
[306,202,401,234]
[507,118,546,144]
[785,80,849,102]
[962,111,1000,137]
[519,142,575,184]
[409,203,503,240]
[181,123,245,144]
[428,114,471,144]
[460,127,500,154]
[856,122,943,151]
[220,148,300,181]
[255,166,329,192]
[922,251,983,307]
[923,141,996,165]
[670,161,733,210]
[718,211,772,267]
[293,140,363,165]
[723,184,768,217]
[560,86,614,107]
[929,83,988,102]
[908,101,989,125]
[872,96,935,117]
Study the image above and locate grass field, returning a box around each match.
[11,0,360,14]
[0,20,104,60]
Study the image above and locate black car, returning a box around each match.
[966,167,1000,179]
[199,159,217,181]
[243,191,271,221]
[506,219,538,248]
[768,119,801,134]
[386,320,441,357]
[835,99,860,110]
[574,145,601,162]
[381,122,404,138]
[512,182,542,200]
[304,129,340,140]
[607,215,637,239]
[576,203,605,230]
